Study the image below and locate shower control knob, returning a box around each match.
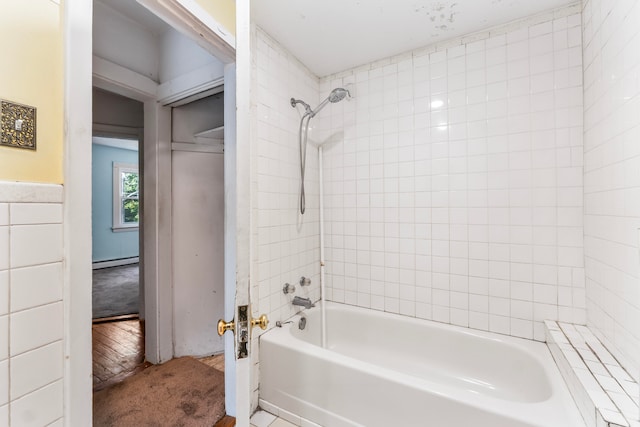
[283,283,296,294]
[300,276,311,287]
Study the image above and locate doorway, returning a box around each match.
[91,134,141,323]
[90,0,229,413]
[64,0,241,423]
[90,87,147,391]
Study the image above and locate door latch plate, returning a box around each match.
[237,305,249,359]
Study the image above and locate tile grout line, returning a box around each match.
[584,340,638,407]
[555,321,638,426]
[7,202,10,426]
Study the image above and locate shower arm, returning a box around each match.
[291,98,312,115]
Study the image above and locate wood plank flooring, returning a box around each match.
[214,416,236,427]
[199,353,225,372]
[92,319,150,392]
[93,319,231,425]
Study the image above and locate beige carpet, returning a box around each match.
[93,356,225,427]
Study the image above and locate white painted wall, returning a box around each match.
[93,1,160,81]
[159,29,225,83]
[172,151,225,356]
[93,87,144,128]
[582,0,640,381]
[142,101,174,364]
[172,93,224,142]
[94,3,226,104]
[171,95,226,357]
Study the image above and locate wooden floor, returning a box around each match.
[92,319,150,392]
[92,319,232,425]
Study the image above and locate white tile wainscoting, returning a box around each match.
[0,182,64,426]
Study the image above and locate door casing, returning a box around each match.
[63,0,243,424]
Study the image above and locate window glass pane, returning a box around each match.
[113,162,140,229]
[122,171,139,198]
[122,199,139,223]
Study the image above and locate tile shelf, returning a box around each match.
[545,321,639,427]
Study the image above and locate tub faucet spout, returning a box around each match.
[292,296,315,309]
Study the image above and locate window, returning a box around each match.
[113,162,139,231]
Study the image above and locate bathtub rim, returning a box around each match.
[259,301,586,427]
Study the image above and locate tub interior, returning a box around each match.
[262,303,585,427]
[292,305,552,402]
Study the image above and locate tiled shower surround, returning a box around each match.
[582,0,640,381]
[250,0,640,412]
[319,5,585,342]
[252,28,322,325]
[251,27,322,405]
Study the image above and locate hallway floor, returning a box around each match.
[92,319,149,391]
[92,319,232,425]
[92,263,140,319]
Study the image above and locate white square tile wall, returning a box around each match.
[0,204,7,226]
[10,380,63,427]
[0,360,7,406]
[0,315,7,365]
[317,7,585,341]
[251,27,323,408]
[0,271,7,316]
[582,0,640,381]
[10,341,63,400]
[0,226,8,272]
[10,263,63,312]
[10,224,63,269]
[0,404,7,427]
[252,28,323,325]
[10,302,64,357]
[253,1,640,415]
[0,183,65,426]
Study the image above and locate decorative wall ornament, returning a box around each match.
[0,99,36,150]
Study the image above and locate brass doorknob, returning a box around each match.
[251,314,269,330]
[217,319,235,336]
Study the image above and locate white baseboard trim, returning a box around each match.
[92,257,139,269]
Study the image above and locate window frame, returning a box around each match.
[112,162,140,232]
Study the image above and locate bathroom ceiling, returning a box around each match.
[252,0,577,77]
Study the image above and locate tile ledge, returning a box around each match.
[546,321,639,427]
[0,182,63,204]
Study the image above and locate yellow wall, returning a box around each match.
[194,0,236,37]
[0,0,63,184]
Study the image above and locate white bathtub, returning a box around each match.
[259,302,585,427]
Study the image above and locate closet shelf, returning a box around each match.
[194,126,224,142]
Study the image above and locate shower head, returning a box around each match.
[291,87,351,215]
[328,87,350,103]
[310,87,351,117]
